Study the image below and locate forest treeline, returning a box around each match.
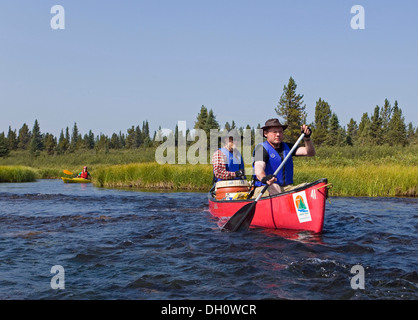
[0,77,416,158]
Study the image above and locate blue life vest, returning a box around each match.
[253,141,294,187]
[214,148,245,182]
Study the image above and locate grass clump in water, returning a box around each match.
[0,166,37,183]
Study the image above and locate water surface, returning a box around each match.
[0,180,416,299]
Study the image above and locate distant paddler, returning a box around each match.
[77,166,91,180]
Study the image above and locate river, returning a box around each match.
[0,180,416,300]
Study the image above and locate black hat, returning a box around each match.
[261,118,288,131]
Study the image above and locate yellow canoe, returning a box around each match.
[61,177,92,184]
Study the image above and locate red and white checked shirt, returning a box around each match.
[212,149,238,180]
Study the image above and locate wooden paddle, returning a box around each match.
[222,132,306,232]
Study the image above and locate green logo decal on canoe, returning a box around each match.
[292,191,312,223]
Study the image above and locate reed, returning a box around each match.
[94,163,213,191]
[0,166,37,183]
[1,146,416,197]
[93,162,417,197]
[294,163,417,197]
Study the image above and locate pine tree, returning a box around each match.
[134,125,142,147]
[194,105,209,130]
[346,118,358,146]
[109,133,120,149]
[224,122,231,131]
[205,109,219,132]
[142,120,151,146]
[44,133,56,155]
[406,122,416,145]
[370,106,383,145]
[275,77,307,141]
[56,129,68,154]
[18,123,31,150]
[0,132,9,157]
[126,126,136,149]
[118,131,125,148]
[84,130,95,149]
[314,98,332,145]
[380,99,392,144]
[30,119,43,154]
[70,122,80,151]
[7,126,17,151]
[388,101,407,146]
[326,113,341,146]
[357,113,371,145]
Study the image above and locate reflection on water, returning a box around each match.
[0,180,417,299]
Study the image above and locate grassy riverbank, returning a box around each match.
[92,162,417,197]
[1,145,417,197]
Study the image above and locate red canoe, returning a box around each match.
[208,179,329,233]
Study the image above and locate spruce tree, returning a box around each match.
[357,113,372,145]
[314,98,332,145]
[380,99,392,144]
[57,129,68,154]
[7,126,17,151]
[406,122,416,145]
[205,109,220,132]
[326,113,341,146]
[18,123,31,150]
[142,120,151,146]
[194,105,208,130]
[370,106,383,145]
[70,122,80,151]
[30,119,43,154]
[388,101,407,146]
[0,132,9,157]
[109,133,119,149]
[126,126,136,149]
[346,118,358,146]
[275,77,307,141]
[135,125,142,147]
[44,133,56,155]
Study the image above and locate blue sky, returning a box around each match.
[1,0,417,137]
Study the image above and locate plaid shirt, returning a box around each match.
[212,149,237,180]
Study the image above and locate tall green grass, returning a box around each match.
[294,163,417,197]
[0,166,37,183]
[94,163,213,191]
[93,162,417,197]
[1,146,417,197]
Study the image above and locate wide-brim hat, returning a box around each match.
[261,118,288,131]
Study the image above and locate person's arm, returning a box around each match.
[212,150,236,180]
[295,125,315,156]
[254,161,276,185]
[253,145,277,185]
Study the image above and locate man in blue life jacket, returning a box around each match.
[252,118,315,197]
[212,132,246,182]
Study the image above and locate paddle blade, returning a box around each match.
[222,202,257,232]
[63,170,73,175]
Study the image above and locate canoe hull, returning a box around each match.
[61,177,92,184]
[208,179,328,233]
